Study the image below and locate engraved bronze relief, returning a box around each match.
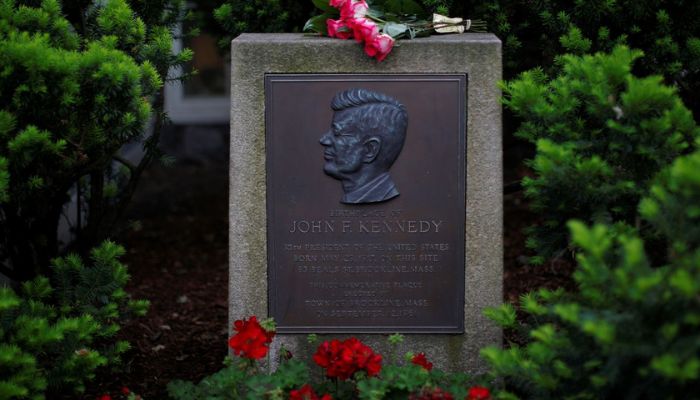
[265,74,467,333]
[319,89,407,204]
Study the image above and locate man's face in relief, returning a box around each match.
[319,108,367,180]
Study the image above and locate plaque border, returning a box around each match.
[264,74,467,333]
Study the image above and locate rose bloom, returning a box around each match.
[466,386,491,400]
[348,17,378,43]
[340,0,368,20]
[227,316,275,359]
[364,33,395,62]
[411,352,433,371]
[327,19,352,40]
[329,0,347,7]
[289,384,333,400]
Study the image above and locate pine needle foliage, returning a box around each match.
[0,240,147,399]
[447,0,700,113]
[502,46,699,264]
[0,0,191,281]
[213,0,314,49]
[482,149,700,398]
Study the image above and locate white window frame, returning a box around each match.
[164,23,230,124]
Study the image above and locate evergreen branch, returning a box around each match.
[105,90,167,237]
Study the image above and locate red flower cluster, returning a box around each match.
[289,384,333,400]
[312,338,382,380]
[409,387,454,400]
[228,316,275,359]
[411,352,433,371]
[466,386,491,400]
[326,0,395,61]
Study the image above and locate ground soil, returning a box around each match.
[81,132,575,399]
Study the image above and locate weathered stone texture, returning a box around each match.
[230,33,502,372]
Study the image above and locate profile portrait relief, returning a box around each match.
[319,88,408,204]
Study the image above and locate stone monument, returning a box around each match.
[230,33,502,373]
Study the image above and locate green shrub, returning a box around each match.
[167,332,486,400]
[483,149,700,399]
[450,1,700,107]
[213,0,313,48]
[0,241,148,398]
[0,0,190,281]
[501,45,699,264]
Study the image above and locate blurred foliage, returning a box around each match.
[502,46,699,263]
[213,0,314,50]
[0,241,148,398]
[0,0,190,281]
[483,150,700,398]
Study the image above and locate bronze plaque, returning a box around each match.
[266,74,466,333]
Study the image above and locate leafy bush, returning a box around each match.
[482,149,700,399]
[213,0,314,48]
[168,323,489,400]
[449,0,700,109]
[501,45,699,263]
[0,0,190,281]
[0,241,148,398]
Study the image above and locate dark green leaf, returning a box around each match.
[304,14,330,35]
[312,0,331,11]
[367,8,385,20]
[408,27,416,39]
[383,22,408,38]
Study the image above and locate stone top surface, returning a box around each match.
[233,32,501,44]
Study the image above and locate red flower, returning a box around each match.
[364,33,395,62]
[327,19,352,40]
[97,395,112,400]
[409,387,454,400]
[329,0,347,8]
[228,316,275,359]
[466,386,491,400]
[348,17,379,43]
[289,384,333,400]
[411,352,433,371]
[340,0,368,20]
[312,338,382,380]
[120,387,130,395]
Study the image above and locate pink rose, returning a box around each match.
[348,17,378,43]
[330,0,347,8]
[327,18,352,39]
[364,33,395,61]
[341,0,369,20]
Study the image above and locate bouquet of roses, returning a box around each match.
[304,0,486,61]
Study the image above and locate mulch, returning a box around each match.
[79,142,575,399]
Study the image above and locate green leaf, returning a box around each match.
[367,8,385,20]
[483,303,517,328]
[383,22,408,38]
[313,0,331,11]
[304,14,330,35]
